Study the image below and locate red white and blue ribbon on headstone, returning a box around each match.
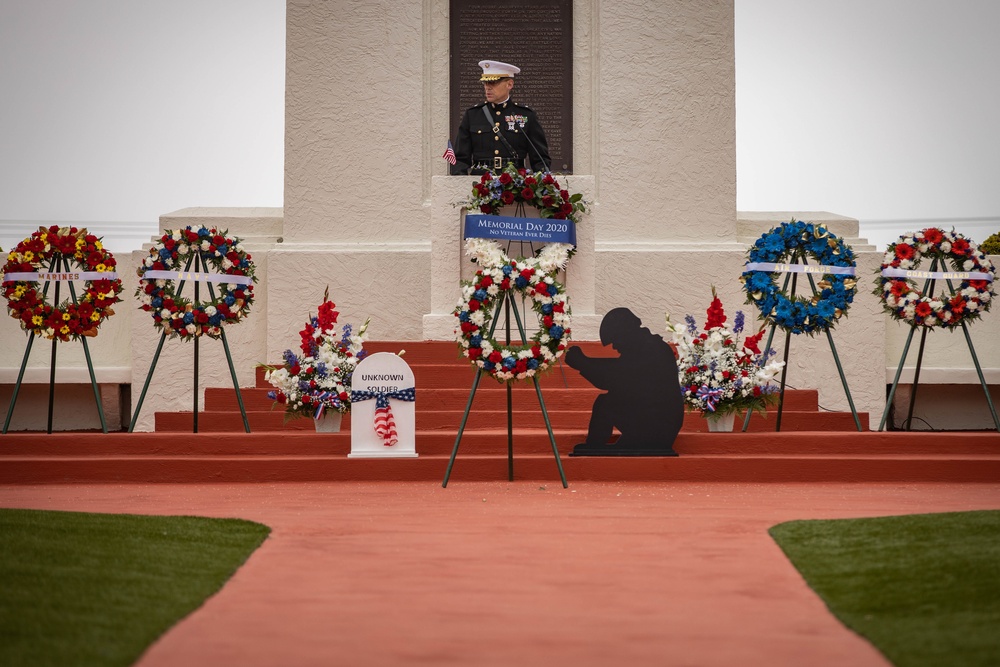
[349,387,416,447]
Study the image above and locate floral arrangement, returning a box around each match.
[666,289,784,417]
[873,227,995,329]
[3,226,122,342]
[741,220,857,335]
[454,247,571,384]
[261,289,370,420]
[136,226,255,340]
[466,163,586,224]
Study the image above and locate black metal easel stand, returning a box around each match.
[128,251,251,433]
[442,210,567,487]
[878,258,1000,432]
[743,249,862,432]
[4,254,109,434]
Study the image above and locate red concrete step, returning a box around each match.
[203,386,822,413]
[254,362,595,389]
[3,431,996,458]
[152,407,863,433]
[2,450,999,485]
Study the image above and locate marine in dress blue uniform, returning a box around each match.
[450,60,552,175]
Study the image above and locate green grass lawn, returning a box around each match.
[0,508,270,667]
[771,510,1000,667]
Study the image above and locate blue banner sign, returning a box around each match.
[464,214,577,246]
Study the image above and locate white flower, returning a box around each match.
[201,240,211,252]
[185,324,197,334]
[160,308,171,318]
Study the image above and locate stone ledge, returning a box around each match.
[0,367,132,384]
[885,367,1000,384]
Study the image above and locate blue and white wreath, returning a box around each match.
[741,220,857,335]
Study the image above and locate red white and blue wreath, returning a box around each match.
[454,239,572,383]
[741,220,857,335]
[874,227,994,328]
[135,226,256,340]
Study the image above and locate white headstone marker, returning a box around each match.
[348,352,417,458]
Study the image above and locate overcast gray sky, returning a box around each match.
[1,0,997,245]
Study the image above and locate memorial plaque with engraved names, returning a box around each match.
[449,0,573,173]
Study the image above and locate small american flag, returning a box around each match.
[442,140,457,166]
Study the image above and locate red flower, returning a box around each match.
[488,351,502,363]
[480,204,492,213]
[889,280,909,297]
[524,176,537,186]
[559,189,570,202]
[521,187,534,200]
[543,174,555,185]
[467,347,482,360]
[923,228,944,244]
[499,173,513,185]
[952,238,970,255]
[894,243,915,261]
[542,195,554,207]
[468,299,481,312]
[914,302,933,318]
[559,203,573,215]
[501,191,515,205]
[950,295,966,314]
[743,331,763,355]
[705,294,726,329]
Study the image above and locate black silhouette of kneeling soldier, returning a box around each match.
[566,308,684,456]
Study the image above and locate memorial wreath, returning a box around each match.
[454,247,571,383]
[2,226,122,342]
[741,220,857,335]
[467,163,586,223]
[873,227,995,329]
[136,225,256,340]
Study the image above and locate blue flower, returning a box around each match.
[503,357,517,369]
[502,264,514,276]
[734,311,744,334]
[547,284,558,296]
[470,335,482,347]
[514,276,528,289]
[549,325,564,339]
[183,312,194,325]
[267,390,277,400]
[541,303,553,315]
[527,358,539,369]
[685,314,697,335]
[473,289,487,301]
[151,297,162,308]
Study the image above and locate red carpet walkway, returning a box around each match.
[3,480,999,666]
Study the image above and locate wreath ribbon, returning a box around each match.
[744,262,856,276]
[141,270,254,285]
[350,387,416,447]
[880,267,993,282]
[3,271,120,282]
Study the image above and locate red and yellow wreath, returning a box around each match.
[2,226,123,342]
